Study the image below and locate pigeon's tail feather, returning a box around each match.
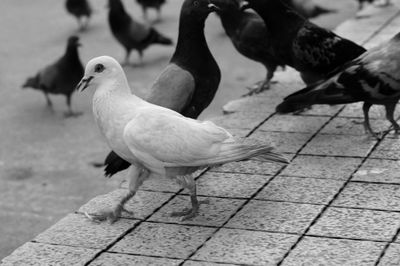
[203,142,289,166]
[103,151,131,177]
[276,79,355,114]
[149,28,173,45]
[22,74,40,89]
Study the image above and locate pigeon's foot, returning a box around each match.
[84,205,133,224]
[170,199,209,221]
[242,80,276,97]
[64,111,83,118]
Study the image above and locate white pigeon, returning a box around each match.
[77,56,288,222]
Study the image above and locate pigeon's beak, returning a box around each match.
[239,0,250,10]
[208,3,221,12]
[76,76,93,92]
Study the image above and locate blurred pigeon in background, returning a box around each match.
[65,0,92,31]
[241,0,366,88]
[285,0,335,19]
[214,0,285,95]
[78,56,288,222]
[276,32,400,138]
[135,0,166,22]
[98,0,221,178]
[23,36,84,117]
[108,0,173,65]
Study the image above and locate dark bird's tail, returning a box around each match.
[276,77,355,114]
[22,74,40,89]
[149,28,173,45]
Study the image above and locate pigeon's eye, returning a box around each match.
[94,64,105,73]
[193,1,199,6]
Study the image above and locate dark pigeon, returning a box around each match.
[214,0,285,95]
[97,0,221,181]
[108,0,173,65]
[22,36,84,117]
[241,0,366,87]
[65,0,92,31]
[136,0,166,22]
[276,32,400,138]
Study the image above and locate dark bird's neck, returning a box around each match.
[109,0,131,27]
[172,14,219,75]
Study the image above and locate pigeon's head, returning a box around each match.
[67,35,81,48]
[181,0,221,19]
[76,56,124,92]
[239,0,263,11]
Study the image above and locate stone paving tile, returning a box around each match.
[192,228,299,266]
[110,222,216,259]
[250,131,312,153]
[226,200,323,234]
[149,196,245,227]
[300,134,377,157]
[34,213,137,249]
[221,95,278,114]
[78,189,173,220]
[308,207,400,241]
[370,138,400,160]
[90,253,182,266]
[281,236,385,266]
[378,243,400,266]
[183,260,239,266]
[280,155,362,180]
[321,117,390,135]
[0,242,99,266]
[300,104,343,116]
[353,158,400,184]
[256,176,345,204]
[209,112,267,129]
[149,195,245,227]
[139,178,182,193]
[192,172,273,198]
[333,183,400,211]
[259,115,330,133]
[339,103,388,119]
[210,159,285,176]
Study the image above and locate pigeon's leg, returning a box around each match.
[43,92,53,109]
[122,50,131,66]
[155,7,162,22]
[137,50,144,66]
[171,175,209,220]
[243,65,277,97]
[384,102,400,136]
[362,102,380,139]
[142,6,148,22]
[85,165,149,223]
[64,95,82,118]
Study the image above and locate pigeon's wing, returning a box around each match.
[146,64,195,112]
[123,108,233,166]
[128,19,151,42]
[292,23,366,72]
[38,63,59,91]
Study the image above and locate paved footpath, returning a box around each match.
[3,3,400,266]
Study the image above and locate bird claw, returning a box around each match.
[83,204,132,224]
[64,111,83,118]
[170,199,210,221]
[242,81,272,97]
